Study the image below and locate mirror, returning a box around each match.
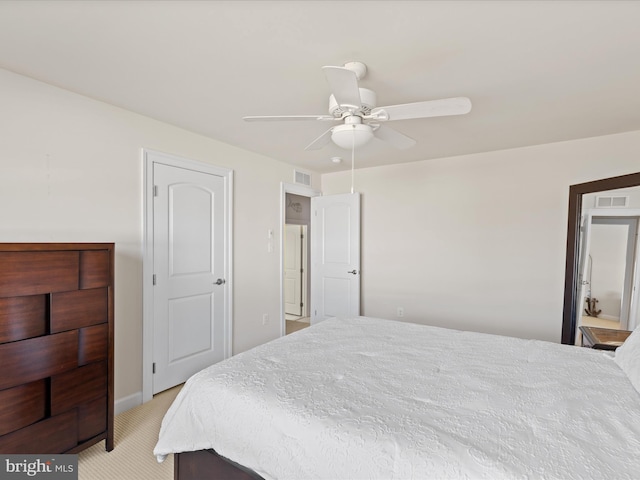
[562,172,640,344]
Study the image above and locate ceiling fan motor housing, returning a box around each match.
[329,88,377,117]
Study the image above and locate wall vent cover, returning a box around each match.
[595,195,629,208]
[294,170,311,186]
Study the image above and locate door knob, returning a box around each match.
[215,278,226,285]
[347,270,358,275]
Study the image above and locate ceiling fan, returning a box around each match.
[243,61,472,151]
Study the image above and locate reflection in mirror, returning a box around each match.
[574,189,640,345]
[562,172,640,345]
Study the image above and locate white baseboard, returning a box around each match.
[115,391,143,415]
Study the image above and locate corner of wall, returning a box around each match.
[115,391,143,415]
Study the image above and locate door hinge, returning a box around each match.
[153,274,156,285]
[152,363,156,374]
[300,302,303,308]
[153,185,159,197]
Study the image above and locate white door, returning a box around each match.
[310,193,361,323]
[284,224,303,316]
[152,162,226,394]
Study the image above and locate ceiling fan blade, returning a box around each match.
[370,97,472,121]
[322,66,362,109]
[372,124,416,150]
[243,115,337,122]
[304,127,334,151]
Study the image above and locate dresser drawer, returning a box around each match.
[0,331,78,390]
[50,288,108,333]
[80,250,110,289]
[0,380,47,436]
[78,396,107,441]
[78,323,109,365]
[0,251,79,298]
[0,294,47,343]
[51,361,107,415]
[0,409,78,454]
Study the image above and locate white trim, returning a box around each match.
[589,208,640,217]
[115,391,143,415]
[142,149,233,403]
[280,182,320,337]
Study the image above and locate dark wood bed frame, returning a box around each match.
[175,450,263,480]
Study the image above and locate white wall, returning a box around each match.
[3,64,639,406]
[0,68,319,405]
[321,130,640,342]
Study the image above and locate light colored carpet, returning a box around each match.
[286,319,310,334]
[78,385,182,480]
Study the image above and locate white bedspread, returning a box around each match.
[154,316,640,479]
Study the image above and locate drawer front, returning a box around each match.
[78,324,108,366]
[0,380,47,436]
[0,331,78,391]
[0,410,78,454]
[80,250,110,289]
[51,361,107,415]
[0,294,47,344]
[50,288,108,333]
[0,251,79,298]
[78,396,107,441]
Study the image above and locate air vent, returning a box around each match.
[294,170,311,186]
[595,195,629,208]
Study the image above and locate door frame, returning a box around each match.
[142,149,233,403]
[284,223,307,317]
[280,183,320,337]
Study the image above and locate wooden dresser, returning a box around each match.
[0,243,114,453]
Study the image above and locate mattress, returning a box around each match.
[154,316,640,479]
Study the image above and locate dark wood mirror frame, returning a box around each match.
[561,171,640,345]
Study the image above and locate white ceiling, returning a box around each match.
[1,1,639,174]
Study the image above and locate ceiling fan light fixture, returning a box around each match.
[331,124,373,149]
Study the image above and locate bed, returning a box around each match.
[154,316,640,479]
